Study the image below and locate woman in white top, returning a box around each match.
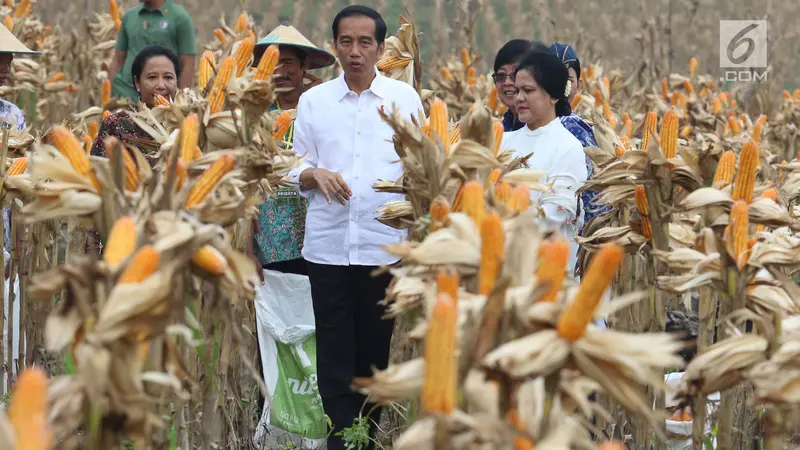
[500,50,587,273]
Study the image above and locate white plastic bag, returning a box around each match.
[662,371,719,450]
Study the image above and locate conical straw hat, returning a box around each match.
[0,24,40,55]
[255,25,335,70]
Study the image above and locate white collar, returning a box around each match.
[335,67,387,100]
[522,117,561,136]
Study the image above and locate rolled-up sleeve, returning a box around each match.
[288,94,317,197]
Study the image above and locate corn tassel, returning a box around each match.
[51,126,101,191]
[635,186,652,238]
[556,243,624,342]
[7,156,26,176]
[254,44,280,81]
[732,140,759,203]
[272,112,292,139]
[640,111,657,152]
[429,99,449,154]
[492,121,503,155]
[233,38,254,77]
[9,367,52,450]
[660,109,679,158]
[437,268,459,304]
[185,154,237,207]
[460,181,485,226]
[179,113,200,162]
[421,293,457,414]
[197,51,216,90]
[713,150,735,188]
[104,137,140,191]
[118,245,159,284]
[535,238,568,302]
[101,79,111,107]
[429,196,450,233]
[104,216,137,270]
[208,57,236,114]
[192,245,228,276]
[725,200,750,270]
[494,180,512,205]
[509,184,530,213]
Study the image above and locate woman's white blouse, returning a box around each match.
[500,117,588,272]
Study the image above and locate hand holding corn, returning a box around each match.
[299,168,352,205]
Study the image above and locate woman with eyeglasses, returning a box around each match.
[492,39,548,132]
[500,50,587,273]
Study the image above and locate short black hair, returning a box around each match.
[332,5,387,46]
[516,50,572,117]
[131,45,180,87]
[493,39,549,73]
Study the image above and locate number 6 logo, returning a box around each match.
[719,20,768,68]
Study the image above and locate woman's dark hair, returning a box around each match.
[515,50,572,117]
[332,5,387,46]
[493,39,549,73]
[131,45,181,87]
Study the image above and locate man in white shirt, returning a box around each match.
[289,5,425,448]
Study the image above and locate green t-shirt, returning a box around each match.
[112,0,196,101]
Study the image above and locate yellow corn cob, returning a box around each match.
[732,140,758,203]
[683,79,694,96]
[728,115,741,136]
[104,216,137,270]
[783,90,792,100]
[603,102,613,122]
[722,123,730,135]
[193,145,202,161]
[678,93,687,110]
[752,123,763,144]
[602,76,611,98]
[460,48,470,68]
[376,57,409,71]
[660,109,679,159]
[689,57,697,81]
[233,38,254,77]
[208,57,236,114]
[460,181,485,226]
[437,268,459,305]
[660,79,669,101]
[118,245,159,284]
[213,28,227,44]
[429,99,449,154]
[570,93,582,110]
[448,123,461,145]
[760,187,777,201]
[109,0,120,19]
[615,146,625,157]
[4,16,11,31]
[725,200,750,270]
[50,126,101,192]
[441,66,453,80]
[4,0,11,8]
[104,137,141,191]
[640,111,657,152]
[556,243,623,342]
[235,13,248,31]
[494,180,512,205]
[429,196,450,233]
[83,135,92,154]
[680,124,692,138]
[153,93,169,106]
[535,238,569,302]
[101,79,111,107]
[713,150,735,188]
[185,154,237,207]
[7,156,26,176]
[635,185,652,238]
[254,44,280,81]
[592,89,603,105]
[492,121,503,156]
[488,85,499,112]
[421,292,457,415]
[620,135,630,149]
[192,245,228,276]
[488,168,502,185]
[509,184,530,213]
[586,65,595,78]
[88,121,99,141]
[47,72,65,83]
[179,113,200,162]
[712,97,722,114]
[113,17,121,32]
[9,367,51,450]
[164,157,187,190]
[720,92,730,106]
[670,92,679,106]
[755,114,767,128]
[12,0,28,18]
[197,51,216,90]
[466,67,476,88]
[272,111,292,139]
[103,110,112,120]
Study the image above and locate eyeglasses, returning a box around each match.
[491,72,514,83]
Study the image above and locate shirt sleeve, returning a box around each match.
[115,14,129,51]
[288,94,317,197]
[175,13,197,56]
[538,139,587,226]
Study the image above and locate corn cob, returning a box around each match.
[50,126,101,192]
[194,145,202,161]
[254,44,280,81]
[83,135,92,154]
[713,150,735,188]
[640,111,657,152]
[208,57,236,114]
[235,13,248,31]
[466,67,476,88]
[783,90,792,100]
[376,57,410,71]
[728,115,741,136]
[678,93,687,110]
[597,441,627,450]
[535,238,568,302]
[460,48,470,68]
[556,243,623,342]
[185,154,237,207]
[7,156,26,176]
[429,196,450,233]
[660,79,669,101]
[114,17,122,32]
[421,293,457,414]
[233,38,254,77]
[104,137,140,191]
[192,245,228,276]
[602,76,611,99]
[47,72,65,83]
[620,135,630,149]
[272,112,292,139]
[437,268,459,304]
[4,16,11,31]
[179,113,200,162]
[213,28,227,44]
[505,409,534,450]
[118,245,159,284]
[622,114,632,137]
[164,157,187,190]
[109,0,120,19]
[592,89,603,105]
[755,188,778,233]
[12,0,28,18]
[488,85,499,112]
[197,51,216,90]
[104,216,137,270]
[570,93,582,110]
[460,181,485,226]
[103,110,112,120]
[689,57,697,81]
[603,102,613,122]
[88,121,99,141]
[635,185,652,238]
[509,184,530,213]
[680,124,692,138]
[660,109,679,158]
[732,140,758,203]
[101,79,111,107]
[153,93,169,106]
[9,367,50,448]
[683,79,694,96]
[719,92,729,106]
[494,180,512,205]
[492,121,503,156]
[429,99,449,154]
[615,146,625,157]
[586,65,595,78]
[725,200,749,270]
[488,168,502,185]
[441,67,453,80]
[670,92,679,107]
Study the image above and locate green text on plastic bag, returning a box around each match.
[269,334,327,439]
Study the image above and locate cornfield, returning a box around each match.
[0,0,799,450]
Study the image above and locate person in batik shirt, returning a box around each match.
[492,39,549,132]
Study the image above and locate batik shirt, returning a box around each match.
[502,109,525,132]
[559,112,611,231]
[0,98,26,251]
[254,102,307,265]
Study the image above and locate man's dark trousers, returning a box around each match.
[306,261,395,450]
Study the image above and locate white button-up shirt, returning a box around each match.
[289,70,425,266]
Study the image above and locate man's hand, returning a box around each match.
[303,73,322,89]
[299,168,352,205]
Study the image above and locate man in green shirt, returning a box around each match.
[107,0,196,102]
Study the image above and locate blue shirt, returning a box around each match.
[502,109,525,132]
